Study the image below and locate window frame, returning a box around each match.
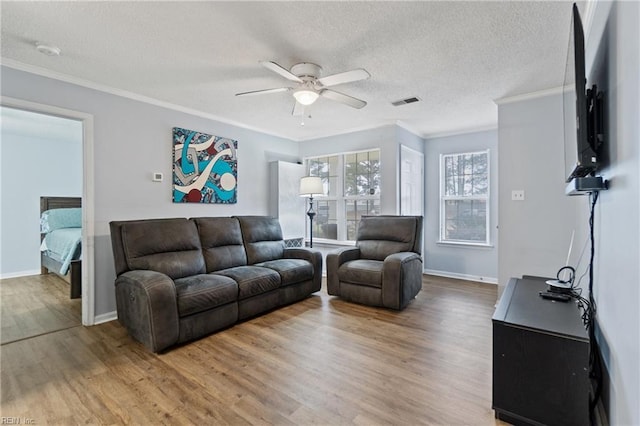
[305,148,381,244]
[438,149,491,247]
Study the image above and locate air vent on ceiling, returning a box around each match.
[391,97,420,107]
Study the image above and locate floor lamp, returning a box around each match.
[299,176,323,248]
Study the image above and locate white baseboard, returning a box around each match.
[0,269,41,279]
[423,269,498,285]
[93,311,117,325]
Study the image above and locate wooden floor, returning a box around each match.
[1,275,506,425]
[1,274,81,345]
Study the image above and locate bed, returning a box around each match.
[40,196,82,299]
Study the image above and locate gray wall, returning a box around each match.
[1,66,300,316]
[497,1,639,423]
[584,2,639,424]
[424,129,498,282]
[0,108,83,276]
[497,93,582,290]
[298,124,501,283]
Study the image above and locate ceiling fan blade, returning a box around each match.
[317,68,370,87]
[260,61,303,83]
[235,87,290,97]
[292,101,304,117]
[320,89,367,109]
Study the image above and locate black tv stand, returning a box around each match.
[492,276,589,425]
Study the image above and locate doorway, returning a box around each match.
[1,98,95,328]
[0,107,83,343]
[400,144,424,216]
[400,144,425,259]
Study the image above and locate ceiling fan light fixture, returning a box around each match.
[293,89,319,106]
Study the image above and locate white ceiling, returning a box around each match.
[0,1,583,141]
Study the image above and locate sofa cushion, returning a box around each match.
[256,259,313,287]
[214,266,280,300]
[174,274,238,317]
[192,217,248,272]
[235,216,285,264]
[338,259,383,288]
[356,216,419,261]
[121,218,205,279]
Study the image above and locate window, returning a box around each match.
[440,150,489,245]
[306,149,380,242]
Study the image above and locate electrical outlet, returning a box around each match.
[511,190,525,201]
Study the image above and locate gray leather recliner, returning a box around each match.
[326,215,423,310]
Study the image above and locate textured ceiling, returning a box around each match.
[0,1,582,141]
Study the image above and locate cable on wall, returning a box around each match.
[586,190,602,426]
[562,190,601,426]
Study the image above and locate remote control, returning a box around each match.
[539,291,571,302]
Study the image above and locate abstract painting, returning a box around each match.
[172,127,238,204]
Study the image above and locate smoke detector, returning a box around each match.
[36,43,61,56]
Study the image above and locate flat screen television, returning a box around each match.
[563,3,603,184]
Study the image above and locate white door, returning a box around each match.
[400,145,424,216]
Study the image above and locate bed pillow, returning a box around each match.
[41,208,82,233]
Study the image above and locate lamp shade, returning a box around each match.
[299,176,323,196]
[293,89,320,106]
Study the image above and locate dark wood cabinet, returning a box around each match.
[492,277,589,425]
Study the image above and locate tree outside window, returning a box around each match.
[306,149,380,242]
[440,151,489,244]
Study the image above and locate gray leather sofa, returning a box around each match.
[109,216,322,352]
[327,215,423,310]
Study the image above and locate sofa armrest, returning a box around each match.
[115,270,180,352]
[284,248,323,292]
[326,247,361,295]
[381,252,423,310]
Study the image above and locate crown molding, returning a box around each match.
[423,124,497,140]
[396,119,497,141]
[1,58,502,144]
[1,58,294,141]
[296,122,397,142]
[494,86,565,106]
[582,0,598,42]
[1,59,407,144]
[395,120,425,139]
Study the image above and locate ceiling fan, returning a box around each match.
[236,61,370,116]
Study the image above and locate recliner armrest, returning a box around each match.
[284,247,321,263]
[326,247,361,295]
[382,252,423,310]
[384,251,421,265]
[284,248,323,291]
[115,270,180,352]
